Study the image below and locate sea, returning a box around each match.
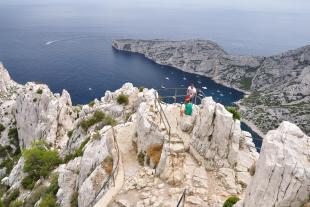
[1,0,309,150]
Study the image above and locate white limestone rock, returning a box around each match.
[0,63,15,93]
[238,121,310,207]
[191,97,258,192]
[2,157,25,189]
[134,102,165,152]
[57,157,81,207]
[15,83,73,149]
[78,129,113,187]
[78,165,109,207]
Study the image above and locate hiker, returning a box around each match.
[180,96,193,117]
[187,84,197,101]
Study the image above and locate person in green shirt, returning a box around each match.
[180,96,193,116]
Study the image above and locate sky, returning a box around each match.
[2,0,310,13]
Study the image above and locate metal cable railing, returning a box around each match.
[176,189,187,207]
[156,87,263,152]
[154,91,172,142]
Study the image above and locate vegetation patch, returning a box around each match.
[67,130,74,138]
[80,111,116,132]
[24,185,48,207]
[92,131,101,140]
[226,107,241,120]
[139,86,144,92]
[0,154,21,175]
[8,200,23,207]
[8,128,20,154]
[0,123,5,133]
[80,111,105,131]
[22,141,61,190]
[2,189,20,207]
[36,89,43,94]
[146,144,163,168]
[238,77,252,91]
[117,94,129,105]
[101,155,113,175]
[223,196,240,207]
[64,137,90,163]
[88,100,95,107]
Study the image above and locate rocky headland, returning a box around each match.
[112,39,310,136]
[0,63,309,207]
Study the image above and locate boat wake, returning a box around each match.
[45,40,59,45]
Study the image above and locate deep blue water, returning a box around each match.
[1,0,310,149]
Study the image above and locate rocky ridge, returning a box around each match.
[0,63,309,207]
[112,39,310,135]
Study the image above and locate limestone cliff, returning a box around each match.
[0,63,309,207]
[112,39,310,135]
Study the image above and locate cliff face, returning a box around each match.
[236,121,310,207]
[1,64,309,207]
[112,39,310,135]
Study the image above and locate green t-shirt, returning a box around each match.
[185,103,193,115]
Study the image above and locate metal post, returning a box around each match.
[174,88,177,103]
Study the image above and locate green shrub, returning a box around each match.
[103,115,117,126]
[137,151,145,166]
[0,154,21,175]
[70,191,78,207]
[33,98,37,102]
[139,86,144,92]
[223,196,240,207]
[117,94,129,105]
[64,137,90,163]
[0,145,10,157]
[2,189,20,207]
[0,123,5,133]
[36,89,43,94]
[80,111,105,131]
[39,193,56,207]
[8,128,20,155]
[88,100,95,107]
[67,130,73,138]
[46,174,59,195]
[9,200,23,207]
[226,107,241,120]
[22,141,61,190]
[0,199,3,207]
[80,111,116,131]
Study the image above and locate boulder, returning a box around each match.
[238,122,310,207]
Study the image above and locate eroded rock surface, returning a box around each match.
[237,121,310,207]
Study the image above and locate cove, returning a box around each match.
[112,49,262,151]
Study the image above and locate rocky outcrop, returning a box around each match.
[57,157,81,207]
[113,39,310,135]
[236,121,310,207]
[190,97,258,193]
[15,82,73,149]
[0,63,14,93]
[134,101,165,152]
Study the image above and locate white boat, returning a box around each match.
[165,77,169,80]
